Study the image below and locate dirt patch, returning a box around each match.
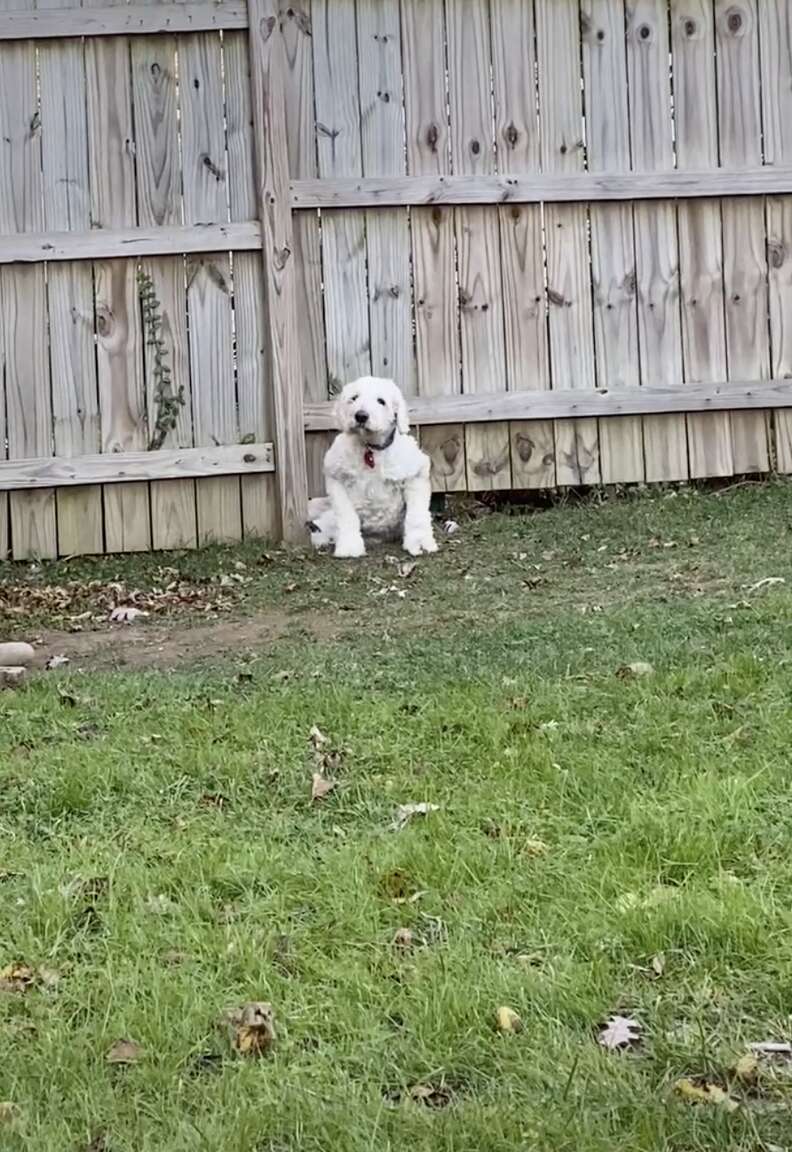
[28,609,345,672]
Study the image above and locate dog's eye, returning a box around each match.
[350,395,358,403]
[377,398,386,406]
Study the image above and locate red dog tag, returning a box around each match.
[364,448,375,469]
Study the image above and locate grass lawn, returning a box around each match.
[2,482,792,1150]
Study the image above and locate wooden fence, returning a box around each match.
[3,0,792,560]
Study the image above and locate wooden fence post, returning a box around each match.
[246,0,308,543]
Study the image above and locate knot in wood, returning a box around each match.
[769,240,785,270]
[726,8,743,34]
[638,23,652,41]
[470,139,481,156]
[505,122,519,148]
[684,18,697,37]
[261,15,276,41]
[426,124,439,153]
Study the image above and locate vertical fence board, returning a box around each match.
[85,0,151,552]
[225,30,279,541]
[715,0,770,474]
[671,0,732,479]
[446,0,510,491]
[582,0,643,485]
[626,1,686,482]
[131,33,197,551]
[357,0,414,393]
[312,0,370,391]
[402,0,464,491]
[179,31,242,544]
[759,0,792,472]
[0,12,58,560]
[537,0,598,486]
[40,0,103,556]
[282,1,330,498]
[491,0,554,489]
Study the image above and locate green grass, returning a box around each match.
[2,483,792,1150]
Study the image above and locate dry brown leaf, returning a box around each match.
[106,1039,143,1065]
[229,1002,276,1057]
[496,1006,523,1034]
[598,1015,642,1050]
[311,772,337,802]
[673,1078,738,1113]
[392,802,441,831]
[616,662,655,680]
[523,838,549,857]
[650,953,666,978]
[109,606,149,624]
[38,966,60,989]
[409,1082,452,1108]
[392,927,414,951]
[309,725,328,749]
[0,1102,16,1124]
[0,964,36,993]
[733,1054,759,1083]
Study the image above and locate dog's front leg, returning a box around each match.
[327,477,366,558]
[402,471,437,556]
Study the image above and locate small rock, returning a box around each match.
[0,667,26,690]
[0,643,35,667]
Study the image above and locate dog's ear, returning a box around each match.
[333,381,352,430]
[394,385,410,434]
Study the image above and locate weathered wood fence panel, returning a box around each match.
[2,0,792,561]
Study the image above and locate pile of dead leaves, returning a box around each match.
[0,571,237,629]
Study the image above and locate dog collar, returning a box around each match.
[363,427,397,469]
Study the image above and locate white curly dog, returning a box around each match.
[307,376,438,559]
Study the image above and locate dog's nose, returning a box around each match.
[354,409,368,426]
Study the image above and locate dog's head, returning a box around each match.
[334,376,409,444]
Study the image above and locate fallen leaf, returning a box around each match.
[38,966,60,989]
[409,1082,452,1108]
[651,953,666,978]
[750,1041,792,1056]
[616,661,655,679]
[443,520,460,536]
[398,560,418,579]
[145,893,176,916]
[0,964,35,993]
[85,1134,108,1152]
[598,1014,642,1051]
[311,772,337,802]
[45,654,70,670]
[538,719,559,732]
[496,1005,523,1034]
[309,724,328,749]
[673,1078,738,1113]
[523,838,549,857]
[162,950,189,966]
[392,927,414,951]
[109,606,149,624]
[228,1002,276,1057]
[392,802,441,831]
[0,1102,16,1124]
[733,1053,759,1083]
[106,1039,143,1065]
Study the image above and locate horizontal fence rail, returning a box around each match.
[304,381,792,432]
[0,223,261,266]
[0,444,274,493]
[0,2,248,40]
[291,168,792,209]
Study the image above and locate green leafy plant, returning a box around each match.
[137,266,185,451]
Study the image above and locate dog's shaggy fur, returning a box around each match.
[307,377,437,559]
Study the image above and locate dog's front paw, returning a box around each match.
[334,535,366,559]
[403,533,438,557]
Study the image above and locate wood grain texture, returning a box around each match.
[446,0,510,492]
[418,425,466,492]
[491,0,553,488]
[759,0,792,471]
[281,1,329,498]
[312,0,370,388]
[247,0,309,540]
[131,32,197,550]
[582,0,643,484]
[671,0,732,479]
[401,0,462,492]
[628,0,687,482]
[179,30,242,545]
[537,0,598,486]
[0,443,273,491]
[0,2,248,40]
[0,222,260,265]
[715,0,770,474]
[86,0,152,552]
[0,15,58,560]
[224,29,279,541]
[357,0,414,393]
[304,379,792,428]
[290,166,792,207]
